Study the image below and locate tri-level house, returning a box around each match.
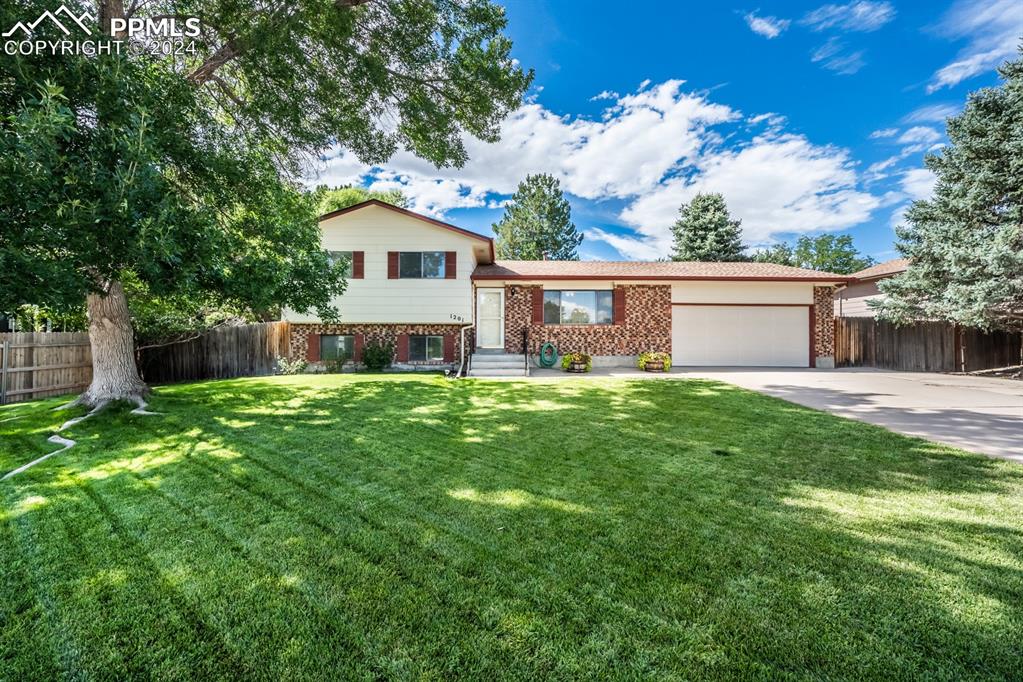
[284,200,853,376]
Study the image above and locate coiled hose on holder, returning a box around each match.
[537,342,558,368]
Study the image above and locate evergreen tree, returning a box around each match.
[493,174,583,260]
[877,51,1023,330]
[670,193,746,261]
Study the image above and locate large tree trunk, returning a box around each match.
[81,280,150,407]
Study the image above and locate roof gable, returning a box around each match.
[320,199,492,245]
[848,258,908,281]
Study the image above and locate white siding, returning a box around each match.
[671,281,814,304]
[283,204,484,324]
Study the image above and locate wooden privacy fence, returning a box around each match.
[835,317,1023,372]
[0,332,92,405]
[137,321,291,384]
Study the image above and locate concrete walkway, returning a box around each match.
[524,366,1023,462]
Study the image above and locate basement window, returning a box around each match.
[321,335,354,361]
[409,335,444,362]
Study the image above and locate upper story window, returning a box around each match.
[326,250,353,277]
[543,290,613,325]
[399,251,446,278]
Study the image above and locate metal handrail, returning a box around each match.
[522,328,529,377]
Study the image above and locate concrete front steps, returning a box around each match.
[468,352,528,377]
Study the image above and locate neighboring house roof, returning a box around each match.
[472,260,854,282]
[848,258,909,281]
[318,199,495,262]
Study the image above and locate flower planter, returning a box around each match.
[643,361,665,373]
[566,362,589,373]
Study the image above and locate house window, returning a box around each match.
[543,290,613,325]
[326,251,353,277]
[409,335,444,362]
[399,252,446,278]
[320,334,354,361]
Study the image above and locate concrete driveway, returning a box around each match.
[678,368,1023,462]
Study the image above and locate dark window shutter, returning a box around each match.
[613,288,626,325]
[531,288,544,324]
[354,333,364,362]
[352,251,364,279]
[443,334,455,362]
[396,333,409,362]
[445,251,457,279]
[305,333,320,362]
[387,252,399,279]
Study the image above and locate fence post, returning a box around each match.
[1,340,9,406]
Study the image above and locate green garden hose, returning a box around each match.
[537,342,558,368]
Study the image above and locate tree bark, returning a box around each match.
[82,280,150,406]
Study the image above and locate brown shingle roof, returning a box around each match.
[472,260,853,281]
[848,258,909,281]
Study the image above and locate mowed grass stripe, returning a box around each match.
[2,375,1021,679]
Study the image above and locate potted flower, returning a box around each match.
[638,351,671,373]
[561,351,592,373]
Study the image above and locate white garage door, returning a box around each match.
[672,305,810,367]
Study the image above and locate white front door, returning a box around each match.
[476,289,504,348]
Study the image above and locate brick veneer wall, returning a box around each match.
[502,285,672,356]
[814,286,835,360]
[290,323,469,366]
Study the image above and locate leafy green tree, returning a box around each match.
[313,186,408,215]
[878,51,1023,331]
[0,0,530,407]
[753,234,874,274]
[670,193,747,262]
[493,174,583,260]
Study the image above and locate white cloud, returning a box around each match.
[901,167,937,201]
[744,12,791,39]
[590,90,619,101]
[802,1,896,32]
[618,133,880,251]
[887,167,938,228]
[927,0,1023,93]
[902,103,960,123]
[311,80,880,259]
[897,126,942,144]
[585,228,665,261]
[869,127,898,139]
[811,37,866,74]
[867,155,899,174]
[312,80,735,204]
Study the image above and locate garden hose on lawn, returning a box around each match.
[537,342,558,368]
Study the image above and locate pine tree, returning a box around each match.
[877,51,1023,330]
[670,193,747,261]
[493,174,583,260]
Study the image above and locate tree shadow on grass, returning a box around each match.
[3,375,1022,678]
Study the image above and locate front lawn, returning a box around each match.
[2,375,1021,679]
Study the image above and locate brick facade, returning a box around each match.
[501,284,672,356]
[290,323,469,367]
[814,286,835,363]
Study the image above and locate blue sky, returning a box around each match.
[314,0,1022,262]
